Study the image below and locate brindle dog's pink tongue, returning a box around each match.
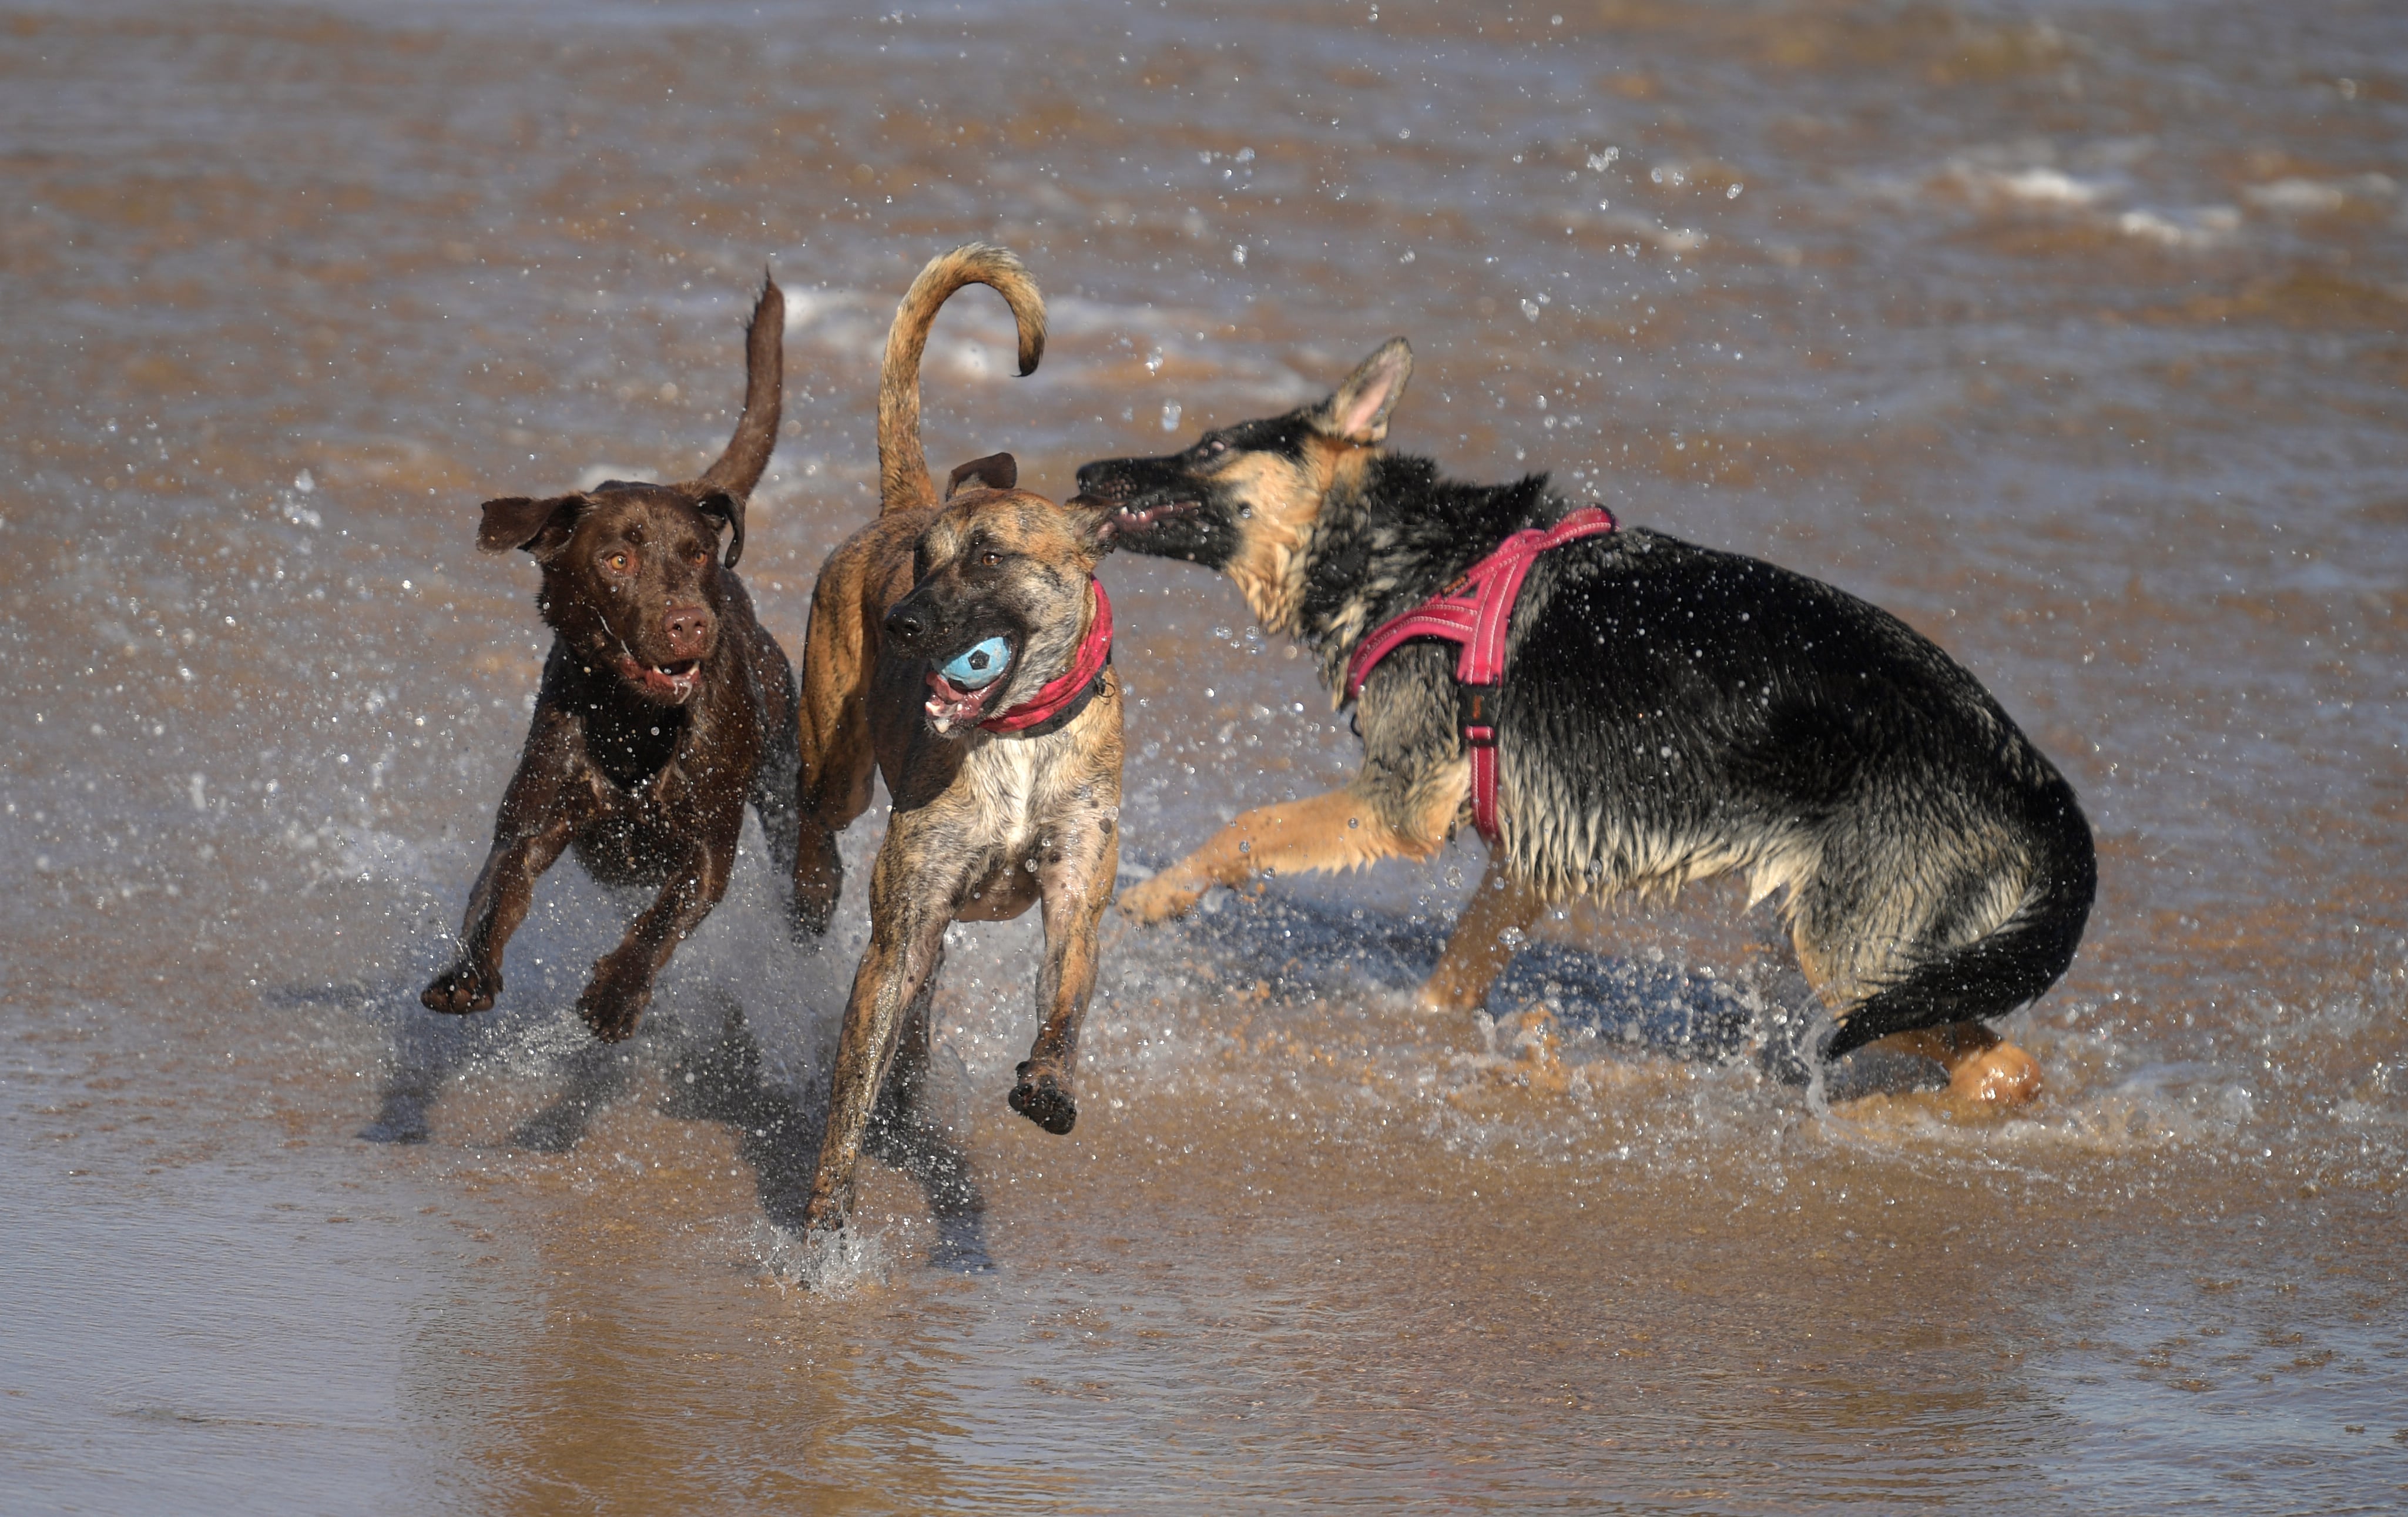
[924,670,992,724]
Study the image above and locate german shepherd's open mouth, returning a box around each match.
[1094,495,1200,536]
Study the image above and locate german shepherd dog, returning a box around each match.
[422,279,799,1045]
[793,246,1121,1231]
[1072,340,2094,1106]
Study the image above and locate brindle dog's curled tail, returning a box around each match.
[878,244,1046,516]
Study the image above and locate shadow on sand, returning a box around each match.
[337,880,1939,1268]
[347,985,992,1271]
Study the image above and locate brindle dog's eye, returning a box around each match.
[980,550,1002,568]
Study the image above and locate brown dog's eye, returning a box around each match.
[689,548,709,567]
[604,551,632,574]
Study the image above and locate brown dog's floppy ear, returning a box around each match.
[1311,338,1413,446]
[945,451,1018,499]
[692,488,747,569]
[477,494,584,555]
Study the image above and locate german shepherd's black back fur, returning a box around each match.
[1075,342,2094,1066]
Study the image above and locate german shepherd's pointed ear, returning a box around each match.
[692,487,747,569]
[945,451,1019,499]
[478,494,585,557]
[1310,338,1413,446]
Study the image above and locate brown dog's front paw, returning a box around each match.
[792,831,844,940]
[1008,1061,1078,1135]
[422,960,499,1015]
[1116,873,1205,925]
[575,973,649,1044]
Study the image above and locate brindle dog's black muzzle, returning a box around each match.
[886,580,1024,734]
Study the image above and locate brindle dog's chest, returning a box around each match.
[943,736,1076,915]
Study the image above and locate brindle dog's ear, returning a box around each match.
[693,487,747,569]
[1061,495,1122,561]
[945,451,1018,499]
[1311,337,1414,446]
[477,494,585,556]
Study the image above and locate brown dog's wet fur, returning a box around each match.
[792,246,1122,1233]
[422,277,799,1045]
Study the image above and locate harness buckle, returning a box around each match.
[1457,682,1500,747]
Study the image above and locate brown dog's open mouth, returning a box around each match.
[613,654,703,705]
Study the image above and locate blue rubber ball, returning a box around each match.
[940,635,1012,690]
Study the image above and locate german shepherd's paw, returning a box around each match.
[1008,1061,1078,1134]
[421,959,499,1015]
[1947,1040,2044,1110]
[1115,872,1206,923]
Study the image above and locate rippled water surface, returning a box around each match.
[5,1,2405,1510]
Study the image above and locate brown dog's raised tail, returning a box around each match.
[877,244,1047,517]
[688,273,785,566]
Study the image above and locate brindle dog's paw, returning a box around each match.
[421,960,498,1015]
[1115,873,1204,925]
[1008,1061,1078,1135]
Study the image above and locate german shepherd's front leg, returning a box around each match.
[1118,762,1468,924]
[1010,821,1121,1135]
[576,803,742,1042]
[1417,853,1548,1014]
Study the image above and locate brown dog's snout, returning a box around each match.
[662,604,714,661]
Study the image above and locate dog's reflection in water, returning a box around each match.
[659,1002,991,1270]
[359,995,991,1271]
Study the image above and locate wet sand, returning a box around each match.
[4,0,2404,1509]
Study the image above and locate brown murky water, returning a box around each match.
[6,1,2405,1510]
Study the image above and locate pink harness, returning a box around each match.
[1342,506,1618,842]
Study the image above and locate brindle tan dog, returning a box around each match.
[422,277,798,1046]
[793,246,1121,1233]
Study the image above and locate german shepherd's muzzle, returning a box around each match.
[1074,339,2094,1109]
[792,247,1122,1236]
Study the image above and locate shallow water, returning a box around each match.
[5,0,2405,1509]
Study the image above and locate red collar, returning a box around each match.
[981,579,1114,734]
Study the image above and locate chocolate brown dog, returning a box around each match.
[792,246,1121,1232]
[422,277,800,1045]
